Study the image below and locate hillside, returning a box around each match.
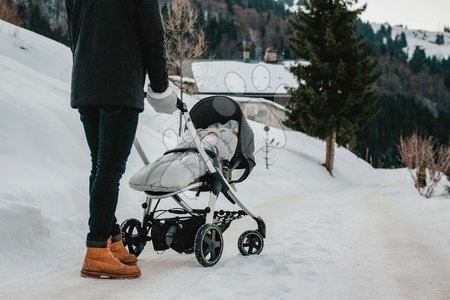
[1,19,450,300]
[7,0,450,61]
[371,23,450,60]
[354,21,450,167]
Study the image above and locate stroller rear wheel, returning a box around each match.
[121,218,146,257]
[238,230,264,256]
[194,224,224,267]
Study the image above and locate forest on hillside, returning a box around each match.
[2,0,449,168]
[354,21,450,167]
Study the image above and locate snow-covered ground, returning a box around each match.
[373,23,450,60]
[1,19,450,300]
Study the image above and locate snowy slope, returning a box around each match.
[1,20,450,300]
[372,23,450,60]
[0,20,72,83]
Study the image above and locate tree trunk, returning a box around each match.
[416,164,427,189]
[325,131,336,176]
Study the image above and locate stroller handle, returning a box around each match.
[177,98,188,113]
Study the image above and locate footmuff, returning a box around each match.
[129,120,238,192]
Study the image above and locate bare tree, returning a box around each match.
[0,2,23,26]
[398,133,450,198]
[164,0,207,77]
[427,145,450,198]
[164,0,207,136]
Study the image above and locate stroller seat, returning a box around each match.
[129,120,239,193]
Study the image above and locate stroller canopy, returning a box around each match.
[189,96,255,181]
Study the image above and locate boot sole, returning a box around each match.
[80,269,141,279]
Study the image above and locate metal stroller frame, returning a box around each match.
[122,96,266,267]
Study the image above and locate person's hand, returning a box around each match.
[146,85,177,114]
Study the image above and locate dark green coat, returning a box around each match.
[65,0,169,111]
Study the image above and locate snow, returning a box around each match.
[0,20,72,83]
[168,75,196,84]
[371,23,450,60]
[1,19,450,299]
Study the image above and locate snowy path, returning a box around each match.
[1,187,449,300]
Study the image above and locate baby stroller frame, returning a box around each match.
[122,97,266,267]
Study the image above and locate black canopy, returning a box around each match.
[189,96,255,182]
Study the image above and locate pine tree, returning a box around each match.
[435,33,444,45]
[225,0,234,13]
[286,0,379,175]
[395,32,407,48]
[409,46,426,74]
[444,73,450,90]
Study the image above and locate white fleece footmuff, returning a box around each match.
[130,120,238,192]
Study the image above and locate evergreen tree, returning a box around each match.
[409,46,426,74]
[395,32,407,48]
[444,73,450,90]
[286,0,379,175]
[429,57,441,74]
[435,33,445,45]
[225,0,234,13]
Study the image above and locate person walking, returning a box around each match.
[65,0,177,279]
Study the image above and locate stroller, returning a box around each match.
[121,96,266,267]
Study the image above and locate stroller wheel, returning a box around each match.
[238,230,264,256]
[194,224,224,267]
[121,218,146,257]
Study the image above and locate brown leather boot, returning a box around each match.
[80,247,141,279]
[108,237,138,265]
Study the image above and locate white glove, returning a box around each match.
[147,85,177,114]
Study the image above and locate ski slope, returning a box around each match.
[371,23,450,60]
[1,20,450,300]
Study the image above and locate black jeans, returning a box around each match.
[78,106,139,247]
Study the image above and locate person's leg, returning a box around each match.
[87,106,139,246]
[78,106,100,196]
[79,106,141,278]
[77,110,123,233]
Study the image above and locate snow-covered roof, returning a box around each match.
[168,75,196,84]
[192,60,299,95]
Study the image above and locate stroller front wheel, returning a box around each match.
[121,218,146,257]
[194,224,224,267]
[238,230,264,256]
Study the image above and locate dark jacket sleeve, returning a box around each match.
[136,0,169,93]
[65,0,73,53]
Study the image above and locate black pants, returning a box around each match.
[78,106,139,247]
